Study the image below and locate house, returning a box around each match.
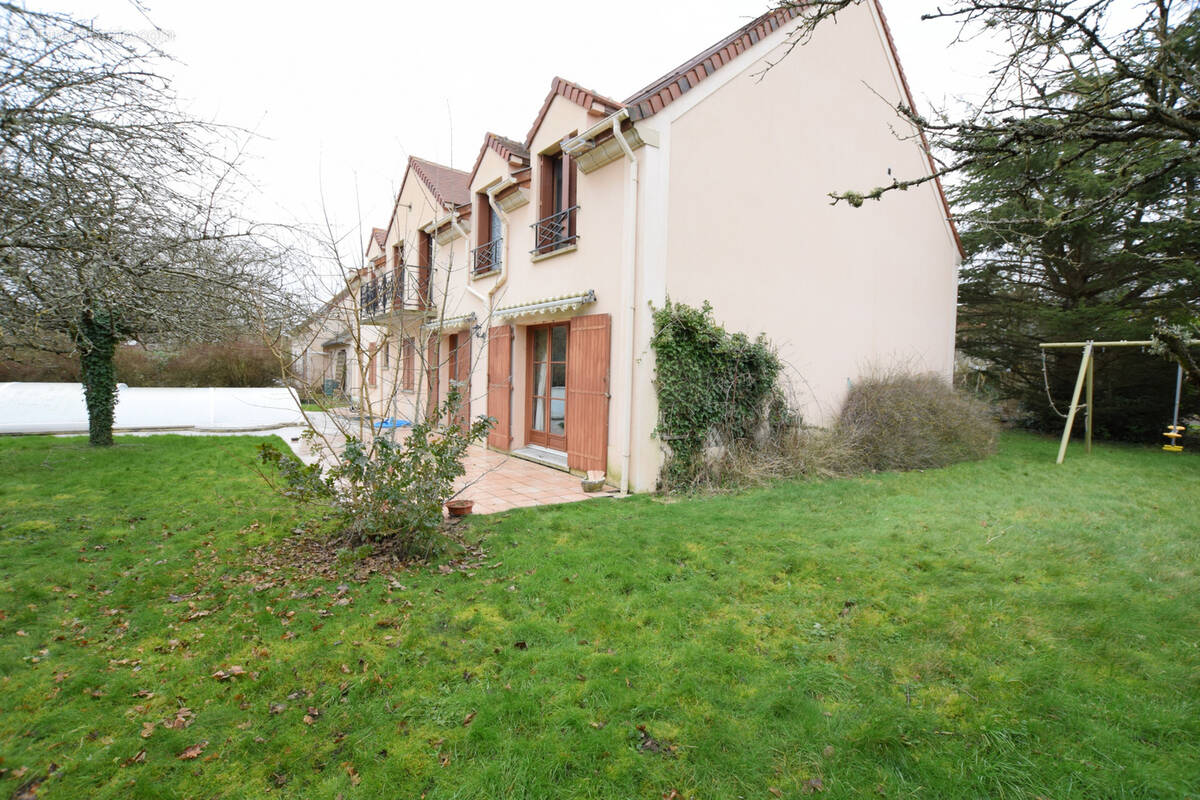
[303,1,961,492]
[289,273,387,403]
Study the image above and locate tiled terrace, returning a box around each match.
[282,412,612,516]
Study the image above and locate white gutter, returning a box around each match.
[608,109,639,496]
[485,179,514,302]
[447,206,488,304]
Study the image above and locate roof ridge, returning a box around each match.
[624,7,800,120]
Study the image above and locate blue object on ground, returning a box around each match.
[374,418,412,429]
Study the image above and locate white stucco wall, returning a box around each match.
[644,1,960,428]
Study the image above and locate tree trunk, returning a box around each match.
[77,311,119,446]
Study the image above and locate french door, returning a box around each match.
[526,322,568,451]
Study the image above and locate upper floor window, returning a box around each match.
[533,148,577,256]
[472,191,502,275]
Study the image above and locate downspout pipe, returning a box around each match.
[446,208,488,304]
[609,109,639,496]
[484,181,513,303]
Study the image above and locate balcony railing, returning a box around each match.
[531,206,578,256]
[471,238,502,275]
[359,264,431,319]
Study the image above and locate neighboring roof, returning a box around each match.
[524,76,625,148]
[467,132,531,189]
[625,7,801,121]
[409,156,471,208]
[369,227,387,251]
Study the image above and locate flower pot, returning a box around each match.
[446,499,474,517]
[581,477,606,493]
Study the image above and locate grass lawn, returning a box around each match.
[1,433,1198,798]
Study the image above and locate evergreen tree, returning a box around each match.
[955,133,1200,438]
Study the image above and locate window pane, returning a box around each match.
[533,328,548,362]
[550,397,565,435]
[551,325,567,362]
[490,207,502,243]
[533,364,547,396]
[550,363,566,391]
[532,398,546,432]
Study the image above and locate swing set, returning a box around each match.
[1039,339,1193,464]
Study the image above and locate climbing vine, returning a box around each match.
[76,309,120,446]
[651,300,786,490]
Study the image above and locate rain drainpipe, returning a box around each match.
[484,182,511,303]
[609,109,638,496]
[447,208,487,304]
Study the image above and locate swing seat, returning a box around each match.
[1167,425,1185,431]
[1163,431,1182,439]
[1163,444,1184,452]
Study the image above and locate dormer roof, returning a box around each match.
[524,77,624,149]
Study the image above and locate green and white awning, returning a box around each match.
[422,312,476,333]
[494,290,596,321]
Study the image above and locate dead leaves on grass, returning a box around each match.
[176,740,207,760]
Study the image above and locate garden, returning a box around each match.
[2,431,1197,798]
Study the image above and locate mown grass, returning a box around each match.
[0,432,1197,798]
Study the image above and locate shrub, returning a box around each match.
[652,300,787,490]
[259,387,493,559]
[836,370,998,472]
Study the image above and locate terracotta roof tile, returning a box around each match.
[370,227,387,250]
[524,76,625,149]
[467,132,531,189]
[408,156,471,208]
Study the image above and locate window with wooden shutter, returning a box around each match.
[565,313,610,473]
[402,337,415,391]
[486,325,513,450]
[532,145,579,256]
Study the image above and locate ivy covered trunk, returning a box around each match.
[77,310,119,446]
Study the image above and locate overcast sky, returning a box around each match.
[46,0,997,288]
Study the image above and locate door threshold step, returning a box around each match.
[510,445,569,471]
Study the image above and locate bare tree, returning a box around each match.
[0,3,297,445]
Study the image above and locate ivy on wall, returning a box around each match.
[651,300,785,490]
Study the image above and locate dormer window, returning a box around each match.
[471,191,502,276]
[532,146,577,256]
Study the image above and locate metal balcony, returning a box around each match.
[471,238,502,275]
[359,264,432,320]
[531,206,578,255]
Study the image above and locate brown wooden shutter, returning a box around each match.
[402,338,415,390]
[426,335,439,420]
[566,313,611,472]
[454,333,472,431]
[486,325,513,450]
[565,153,578,238]
[418,231,432,307]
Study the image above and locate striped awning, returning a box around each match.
[494,290,596,321]
[422,312,476,333]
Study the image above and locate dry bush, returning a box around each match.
[0,348,79,381]
[836,370,998,472]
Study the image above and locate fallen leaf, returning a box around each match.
[462,711,476,727]
[802,777,825,794]
[769,789,783,798]
[269,703,287,715]
[211,665,247,681]
[177,741,207,760]
[342,762,361,785]
[823,745,835,758]
[513,640,527,650]
[302,714,315,725]
[121,750,146,767]
[140,722,155,739]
